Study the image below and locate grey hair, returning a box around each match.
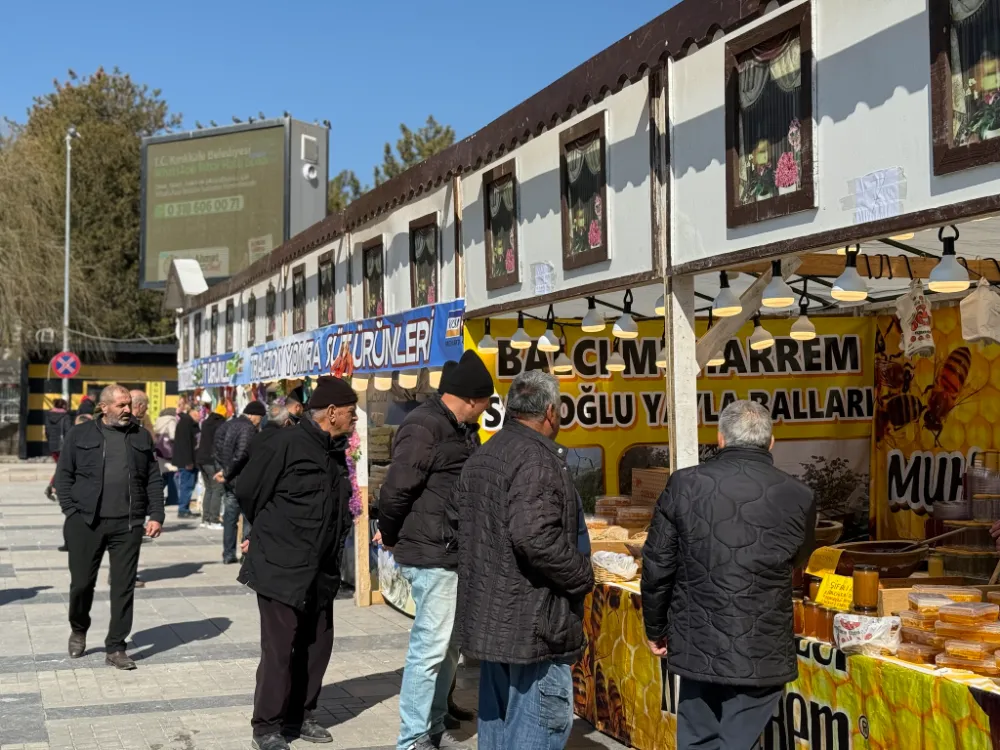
[130,390,148,406]
[506,370,561,421]
[309,407,327,422]
[718,399,772,449]
[99,384,130,404]
[269,403,290,425]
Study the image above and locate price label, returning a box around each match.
[816,574,854,611]
[806,546,844,577]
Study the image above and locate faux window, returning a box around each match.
[410,216,439,307]
[193,313,202,359]
[210,305,219,355]
[292,265,306,334]
[725,4,814,227]
[265,283,277,342]
[560,113,608,271]
[931,0,1000,173]
[224,300,234,352]
[363,241,384,318]
[247,293,257,347]
[181,319,190,362]
[484,161,519,290]
[318,253,335,325]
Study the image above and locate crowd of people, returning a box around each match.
[44,370,815,750]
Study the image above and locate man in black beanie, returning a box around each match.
[236,376,358,750]
[379,350,493,750]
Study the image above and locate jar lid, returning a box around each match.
[855,564,878,572]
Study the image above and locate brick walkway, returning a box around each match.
[0,480,623,750]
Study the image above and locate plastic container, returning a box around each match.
[908,593,955,614]
[897,643,940,665]
[934,622,1000,645]
[913,585,983,603]
[939,602,999,626]
[945,640,996,660]
[900,610,938,631]
[935,653,1000,677]
[901,627,947,649]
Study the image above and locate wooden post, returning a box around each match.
[665,275,699,471]
[354,389,373,607]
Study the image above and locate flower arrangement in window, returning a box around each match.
[949,1,1000,145]
[265,284,277,341]
[485,169,519,290]
[319,257,335,325]
[565,135,605,256]
[292,267,306,334]
[411,225,438,307]
[363,244,384,318]
[246,293,256,346]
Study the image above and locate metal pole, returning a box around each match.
[62,130,73,401]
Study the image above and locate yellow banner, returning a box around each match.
[466,316,873,497]
[872,305,1000,540]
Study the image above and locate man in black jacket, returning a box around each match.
[173,406,200,518]
[642,400,815,749]
[54,384,165,671]
[235,377,357,750]
[215,402,265,563]
[196,409,226,527]
[455,370,593,750]
[379,351,492,750]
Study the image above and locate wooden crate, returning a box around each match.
[369,427,396,463]
[631,468,671,506]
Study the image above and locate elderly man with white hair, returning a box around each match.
[642,399,816,749]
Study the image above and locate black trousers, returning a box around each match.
[253,593,334,736]
[677,678,782,750]
[66,514,144,652]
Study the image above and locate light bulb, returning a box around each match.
[538,328,561,352]
[552,353,573,374]
[606,350,626,373]
[761,260,795,309]
[511,312,532,350]
[612,312,638,339]
[707,350,726,367]
[655,343,667,369]
[373,374,393,391]
[928,252,971,293]
[713,271,742,317]
[890,232,915,241]
[749,320,775,351]
[478,319,499,354]
[832,252,868,303]
[351,374,369,392]
[790,314,816,341]
[654,294,665,316]
[428,369,443,389]
[581,298,606,333]
[398,370,419,389]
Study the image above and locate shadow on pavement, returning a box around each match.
[131,616,232,660]
[316,669,402,727]
[138,562,204,583]
[0,586,52,606]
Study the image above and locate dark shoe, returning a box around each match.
[447,699,476,722]
[251,733,290,750]
[134,576,146,589]
[283,718,332,744]
[68,632,86,658]
[105,651,136,670]
[58,544,68,552]
[178,511,200,519]
[222,557,238,564]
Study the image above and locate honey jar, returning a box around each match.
[853,565,879,613]
[804,601,821,639]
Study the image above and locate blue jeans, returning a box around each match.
[162,471,178,506]
[222,488,250,563]
[477,660,574,750]
[396,567,459,750]
[175,468,197,513]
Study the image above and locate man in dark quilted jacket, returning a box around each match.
[642,399,815,749]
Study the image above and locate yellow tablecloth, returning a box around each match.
[573,582,1000,749]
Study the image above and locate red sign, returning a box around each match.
[51,351,81,379]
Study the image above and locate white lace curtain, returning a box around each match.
[365,248,382,277]
[738,34,801,110]
[412,227,437,262]
[489,178,515,217]
[566,137,602,184]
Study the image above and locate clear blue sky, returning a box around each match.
[1,0,678,185]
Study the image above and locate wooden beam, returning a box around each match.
[695,258,802,369]
[733,253,1000,282]
[665,275,698,471]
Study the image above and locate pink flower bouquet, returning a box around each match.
[775,152,798,189]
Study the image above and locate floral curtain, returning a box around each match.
[247,295,256,346]
[364,247,384,317]
[319,261,335,324]
[736,31,803,204]
[565,135,604,257]
[488,177,517,280]
[292,273,306,333]
[950,0,1000,143]
[411,227,437,306]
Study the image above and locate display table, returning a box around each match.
[573,582,1000,749]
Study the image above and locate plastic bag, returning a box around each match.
[591,551,639,580]
[896,281,935,358]
[961,276,1000,345]
[834,613,901,655]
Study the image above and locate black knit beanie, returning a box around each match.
[441,351,494,399]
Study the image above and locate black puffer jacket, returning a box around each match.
[195,412,225,465]
[642,446,816,688]
[378,395,480,569]
[45,409,72,453]
[455,420,594,665]
[173,412,199,469]
[214,415,257,483]
[235,418,354,610]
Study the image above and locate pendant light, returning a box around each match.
[713,271,742,317]
[537,306,561,352]
[704,310,725,368]
[477,318,498,354]
[351,374,370,392]
[398,370,419,389]
[749,314,775,351]
[552,335,574,374]
[761,260,795,309]
[427,368,443,389]
[612,290,639,339]
[606,340,626,373]
[789,281,816,342]
[581,297,606,333]
[655,293,665,316]
[928,225,971,293]
[510,312,532,350]
[832,246,869,303]
[373,373,393,391]
[655,335,667,369]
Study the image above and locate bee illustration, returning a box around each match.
[923,346,979,444]
[875,394,925,446]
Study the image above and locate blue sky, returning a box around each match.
[1,0,678,185]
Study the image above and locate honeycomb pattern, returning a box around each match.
[575,582,999,749]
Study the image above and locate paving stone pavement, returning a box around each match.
[0,481,624,750]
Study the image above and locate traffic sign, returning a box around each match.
[51,351,81,379]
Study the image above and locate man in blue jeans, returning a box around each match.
[378,351,494,750]
[172,406,201,518]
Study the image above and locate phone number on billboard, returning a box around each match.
[154,195,245,219]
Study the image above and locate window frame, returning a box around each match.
[265,283,277,342]
[224,299,234,352]
[559,111,609,272]
[724,2,814,228]
[291,263,307,334]
[318,250,335,326]
[209,305,219,356]
[193,313,202,359]
[362,237,385,319]
[483,160,520,291]
[409,213,440,308]
[929,0,1000,174]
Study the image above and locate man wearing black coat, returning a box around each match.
[454,370,593,750]
[173,406,200,518]
[379,351,493,750]
[642,400,816,749]
[214,402,265,563]
[54,384,165,671]
[196,409,226,527]
[235,377,358,750]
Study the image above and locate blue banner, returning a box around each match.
[179,300,466,390]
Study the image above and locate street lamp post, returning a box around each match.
[62,126,78,402]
